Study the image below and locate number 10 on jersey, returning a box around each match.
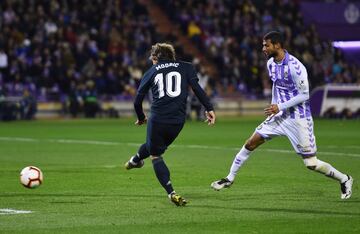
[154,72,182,98]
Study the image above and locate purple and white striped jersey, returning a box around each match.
[267,51,311,119]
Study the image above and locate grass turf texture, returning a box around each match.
[0,117,359,233]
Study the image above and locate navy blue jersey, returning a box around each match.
[134,60,213,124]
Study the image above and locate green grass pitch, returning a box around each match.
[0,117,359,233]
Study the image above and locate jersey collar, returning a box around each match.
[274,50,289,65]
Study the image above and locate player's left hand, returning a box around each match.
[205,111,216,126]
[264,104,279,116]
[135,117,147,125]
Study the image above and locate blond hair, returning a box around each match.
[150,43,176,61]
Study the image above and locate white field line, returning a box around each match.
[0,137,39,142]
[0,208,33,215]
[325,145,360,149]
[49,139,119,146]
[0,137,359,158]
[263,149,360,158]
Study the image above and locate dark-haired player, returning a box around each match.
[211,31,353,200]
[125,43,216,206]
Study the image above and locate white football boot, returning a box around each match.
[125,156,144,170]
[211,178,233,191]
[340,175,353,200]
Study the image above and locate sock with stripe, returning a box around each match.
[226,146,252,182]
[152,157,174,195]
[314,159,348,183]
[132,143,150,163]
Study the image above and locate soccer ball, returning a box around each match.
[20,166,43,189]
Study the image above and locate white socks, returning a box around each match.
[225,147,348,184]
[226,146,252,182]
[315,159,348,183]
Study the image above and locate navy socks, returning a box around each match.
[131,145,174,195]
[132,144,150,163]
[152,157,174,195]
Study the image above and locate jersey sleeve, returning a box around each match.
[277,61,310,110]
[187,64,214,111]
[133,68,154,120]
[187,64,199,82]
[267,59,277,104]
[137,69,154,95]
[266,59,273,79]
[291,61,309,95]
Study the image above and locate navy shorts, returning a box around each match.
[146,121,184,156]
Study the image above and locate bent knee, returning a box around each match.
[245,136,264,151]
[245,142,256,151]
[150,155,160,160]
[303,156,318,170]
[245,139,259,150]
[306,165,316,170]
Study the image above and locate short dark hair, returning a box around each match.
[150,43,176,61]
[263,31,284,48]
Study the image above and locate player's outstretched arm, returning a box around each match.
[205,111,216,125]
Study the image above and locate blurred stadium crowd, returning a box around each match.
[0,0,359,119]
[0,0,159,101]
[157,0,360,98]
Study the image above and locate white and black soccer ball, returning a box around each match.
[20,166,43,189]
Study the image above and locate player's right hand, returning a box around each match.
[205,111,216,126]
[264,104,279,116]
[135,117,147,125]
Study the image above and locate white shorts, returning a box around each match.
[255,114,317,157]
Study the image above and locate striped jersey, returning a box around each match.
[267,51,311,119]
